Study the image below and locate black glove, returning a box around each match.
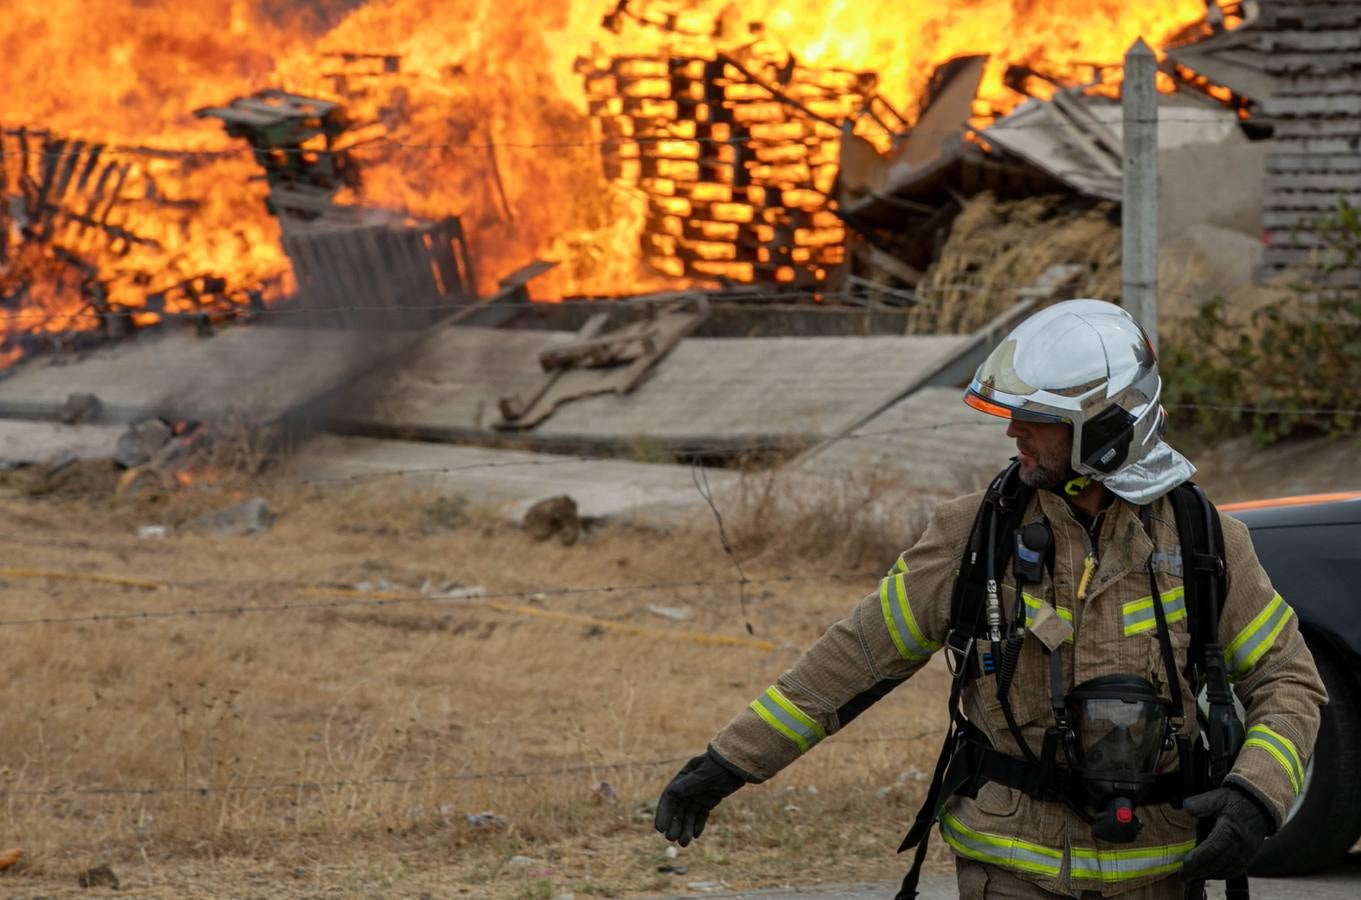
[654,748,747,846]
[1179,784,1273,881]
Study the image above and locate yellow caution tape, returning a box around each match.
[0,567,166,591]
[483,601,776,651]
[0,572,775,650]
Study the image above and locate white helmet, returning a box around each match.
[963,299,1194,502]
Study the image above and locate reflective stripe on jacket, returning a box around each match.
[710,487,1327,897]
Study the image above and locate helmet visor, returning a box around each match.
[964,389,1067,424]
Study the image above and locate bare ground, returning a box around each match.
[0,464,954,898]
[2,431,1355,899]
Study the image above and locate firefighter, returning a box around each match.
[654,299,1326,899]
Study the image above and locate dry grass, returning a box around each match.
[0,467,954,897]
[908,192,1122,334]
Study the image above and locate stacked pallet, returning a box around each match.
[1258,1,1361,282]
[577,52,875,286]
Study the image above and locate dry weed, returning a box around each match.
[713,464,933,573]
[908,192,1122,334]
[0,472,952,896]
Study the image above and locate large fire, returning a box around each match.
[1,0,1209,360]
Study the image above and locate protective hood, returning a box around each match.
[1096,439,1196,504]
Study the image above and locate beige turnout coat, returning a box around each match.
[711,487,1327,896]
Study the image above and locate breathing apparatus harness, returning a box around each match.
[892,463,1246,900]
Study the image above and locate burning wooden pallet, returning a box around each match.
[0,127,270,361]
[577,51,893,288]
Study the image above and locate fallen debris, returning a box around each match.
[498,293,709,429]
[61,393,102,425]
[464,811,508,829]
[645,604,693,622]
[77,864,118,889]
[522,495,581,546]
[185,497,275,537]
[114,419,173,469]
[420,581,486,602]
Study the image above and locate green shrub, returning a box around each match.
[1163,197,1361,444]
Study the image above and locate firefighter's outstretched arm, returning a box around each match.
[653,494,976,844]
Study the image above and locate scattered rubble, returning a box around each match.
[464,811,508,829]
[185,497,275,537]
[114,419,174,469]
[61,393,102,425]
[591,779,617,803]
[77,864,118,889]
[645,604,693,622]
[523,495,581,546]
[684,881,727,893]
[420,581,486,602]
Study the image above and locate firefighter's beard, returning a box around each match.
[1017,444,1073,491]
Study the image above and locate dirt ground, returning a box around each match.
[1,430,1356,899]
[0,462,956,899]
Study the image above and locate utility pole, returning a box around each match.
[1122,38,1159,352]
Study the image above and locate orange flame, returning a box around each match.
[3,0,1210,351]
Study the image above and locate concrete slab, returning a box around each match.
[0,323,414,425]
[336,325,974,454]
[796,386,1015,502]
[0,420,126,464]
[287,434,739,525]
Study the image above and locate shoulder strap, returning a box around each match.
[1167,485,1246,900]
[895,464,1031,899]
[947,461,1031,643]
[1167,482,1227,663]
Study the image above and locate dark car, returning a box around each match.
[1225,492,1361,875]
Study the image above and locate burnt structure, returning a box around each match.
[197,90,477,320]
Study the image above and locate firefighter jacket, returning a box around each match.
[710,487,1327,896]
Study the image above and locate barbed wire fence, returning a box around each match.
[1,388,1355,807]
[0,313,1356,809]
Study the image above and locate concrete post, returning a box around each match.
[1122,38,1159,351]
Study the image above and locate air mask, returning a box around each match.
[1065,674,1171,843]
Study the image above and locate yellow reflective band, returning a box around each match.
[749,686,825,753]
[1070,839,1197,882]
[1244,724,1304,795]
[1022,594,1072,643]
[940,811,1194,883]
[1122,587,1187,636]
[1225,594,1294,678]
[893,557,908,575]
[939,811,1062,876]
[879,573,939,662]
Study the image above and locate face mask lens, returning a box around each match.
[1073,697,1167,777]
